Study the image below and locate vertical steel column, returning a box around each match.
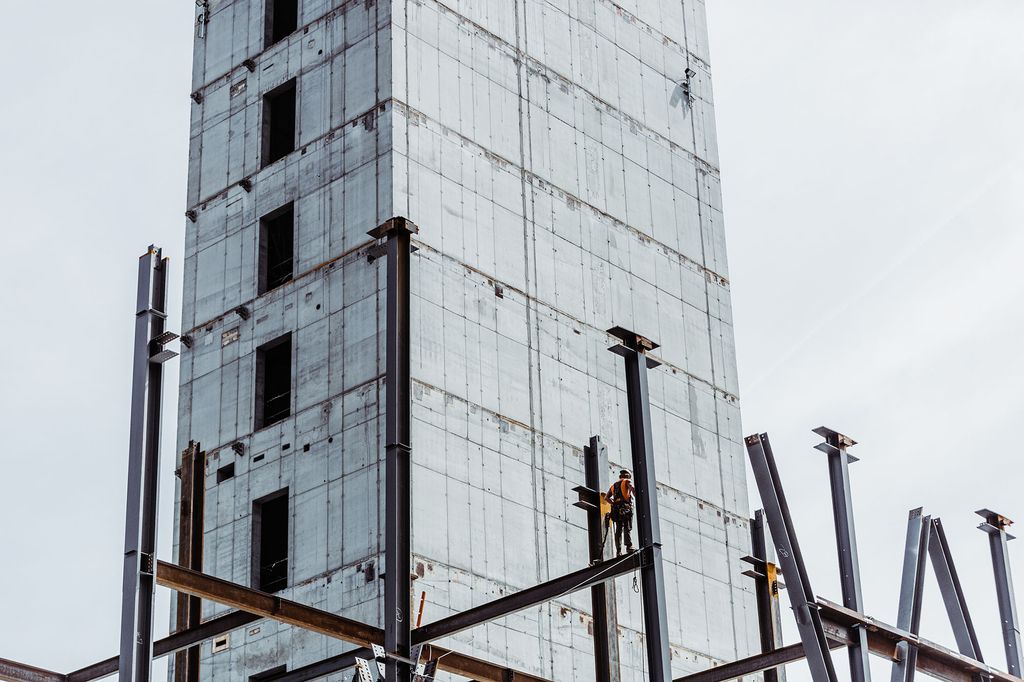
[928,518,984,668]
[119,246,176,682]
[742,510,786,682]
[583,435,621,682]
[812,427,871,682]
[174,441,206,682]
[607,327,671,681]
[977,509,1023,676]
[891,508,931,682]
[370,218,417,682]
[744,433,838,682]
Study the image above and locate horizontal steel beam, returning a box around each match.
[675,599,1024,682]
[65,611,261,682]
[270,650,368,682]
[819,599,1023,682]
[156,561,382,644]
[412,550,646,645]
[674,641,846,682]
[8,576,1021,682]
[0,659,66,682]
[155,561,551,682]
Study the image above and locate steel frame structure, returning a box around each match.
[2,243,1024,682]
[0,234,674,682]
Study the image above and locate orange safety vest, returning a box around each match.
[608,480,633,504]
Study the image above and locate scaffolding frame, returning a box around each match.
[1,235,1023,682]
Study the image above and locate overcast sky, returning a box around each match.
[1,1,1022,679]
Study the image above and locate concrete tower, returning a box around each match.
[175,0,754,679]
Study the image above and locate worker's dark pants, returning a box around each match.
[614,513,634,554]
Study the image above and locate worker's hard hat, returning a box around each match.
[619,469,631,479]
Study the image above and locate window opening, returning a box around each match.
[255,334,292,429]
[265,0,298,48]
[252,489,289,593]
[262,79,297,167]
[259,203,294,294]
[216,462,235,483]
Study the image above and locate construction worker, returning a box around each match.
[607,469,635,556]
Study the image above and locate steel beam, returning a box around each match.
[608,326,672,681]
[891,508,931,682]
[269,650,368,682]
[174,441,205,682]
[676,596,1024,682]
[370,217,416,682]
[66,611,261,682]
[0,659,66,682]
[812,426,871,682]
[154,562,552,682]
[583,435,621,682]
[744,433,838,682]
[978,509,1023,676]
[742,510,786,682]
[819,599,1024,682]
[156,561,383,643]
[928,518,983,666]
[412,550,647,645]
[119,246,174,682]
[673,642,845,682]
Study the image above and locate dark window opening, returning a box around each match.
[217,462,235,483]
[252,489,289,593]
[259,203,294,294]
[251,665,288,682]
[264,0,298,48]
[262,79,297,168]
[255,334,292,429]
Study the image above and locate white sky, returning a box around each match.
[0,1,1022,679]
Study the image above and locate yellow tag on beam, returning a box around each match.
[766,563,779,598]
[600,492,612,517]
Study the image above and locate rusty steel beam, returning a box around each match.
[174,441,205,682]
[155,562,551,682]
[156,561,382,643]
[0,659,66,682]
